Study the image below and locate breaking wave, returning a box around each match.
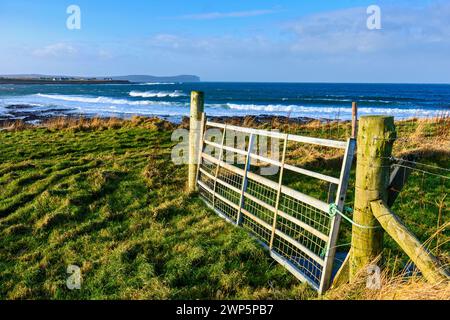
[129,90,186,98]
[208,103,443,118]
[35,94,177,106]
[141,82,176,85]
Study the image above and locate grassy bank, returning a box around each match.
[0,116,448,299]
[0,117,315,299]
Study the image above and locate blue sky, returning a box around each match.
[0,0,449,82]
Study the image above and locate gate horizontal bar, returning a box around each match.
[269,250,320,291]
[204,140,248,156]
[210,171,242,194]
[199,167,215,181]
[243,191,329,242]
[273,228,325,266]
[250,153,340,185]
[241,191,329,243]
[276,210,329,242]
[283,164,340,185]
[206,121,347,149]
[198,198,321,291]
[241,208,325,266]
[202,152,330,213]
[199,192,238,226]
[200,176,328,267]
[198,180,240,211]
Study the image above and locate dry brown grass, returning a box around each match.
[326,252,450,300]
[42,116,125,131]
[0,120,33,131]
[327,221,450,300]
[394,115,450,158]
[1,116,175,132]
[326,266,450,300]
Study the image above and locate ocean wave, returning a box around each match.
[206,103,443,117]
[273,97,393,104]
[129,90,186,98]
[35,94,177,106]
[360,99,392,104]
[219,103,295,112]
[1,93,445,121]
[300,97,353,102]
[141,82,176,85]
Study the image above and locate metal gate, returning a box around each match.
[196,121,356,293]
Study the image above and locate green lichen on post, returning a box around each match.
[349,116,396,281]
[188,91,204,193]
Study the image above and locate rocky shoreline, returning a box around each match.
[0,104,78,126]
[0,104,342,128]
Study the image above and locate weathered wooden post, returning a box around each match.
[370,200,450,283]
[349,115,396,281]
[351,102,358,139]
[188,91,204,193]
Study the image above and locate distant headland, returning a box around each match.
[0,74,200,84]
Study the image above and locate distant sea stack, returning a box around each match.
[0,74,201,85]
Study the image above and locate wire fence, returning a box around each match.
[388,158,449,258]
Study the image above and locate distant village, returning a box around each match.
[0,76,129,85]
[0,74,200,84]
[37,76,114,81]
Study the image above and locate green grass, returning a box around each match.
[0,122,315,300]
[0,117,448,299]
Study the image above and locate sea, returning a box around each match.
[0,82,449,122]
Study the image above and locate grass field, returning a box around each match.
[0,116,448,300]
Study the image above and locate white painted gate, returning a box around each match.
[196,121,356,293]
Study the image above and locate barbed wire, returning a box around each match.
[391,163,450,180]
[356,156,450,179]
[389,156,450,172]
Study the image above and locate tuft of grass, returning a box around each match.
[325,255,450,300]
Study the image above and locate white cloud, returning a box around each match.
[286,3,450,56]
[177,9,279,20]
[139,2,450,82]
[32,43,78,58]
[145,33,280,61]
[97,49,113,60]
[31,42,117,61]
[149,3,450,60]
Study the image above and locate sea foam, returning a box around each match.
[35,94,177,106]
[208,103,442,118]
[141,82,176,85]
[129,90,186,98]
[223,103,295,112]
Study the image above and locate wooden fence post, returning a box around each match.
[188,91,205,193]
[370,200,449,283]
[351,102,358,139]
[349,115,396,281]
